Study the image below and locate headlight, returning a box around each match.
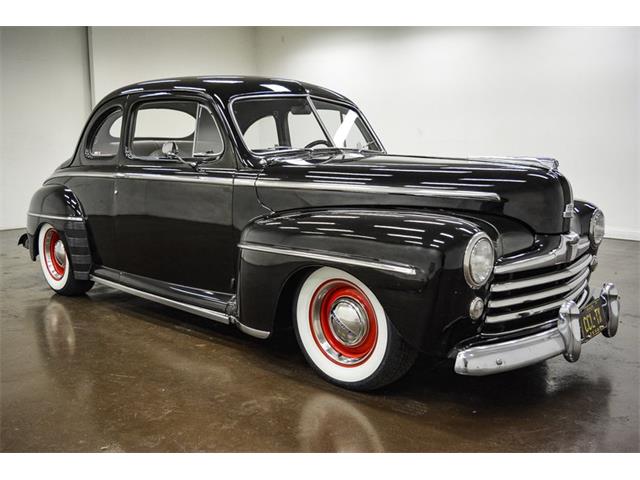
[464,232,495,289]
[589,209,605,246]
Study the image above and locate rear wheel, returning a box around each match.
[294,267,417,391]
[38,223,93,296]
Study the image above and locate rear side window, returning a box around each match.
[130,101,224,160]
[88,108,123,158]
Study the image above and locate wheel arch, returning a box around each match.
[236,207,488,353]
[26,184,93,280]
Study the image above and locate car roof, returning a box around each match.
[100,75,353,107]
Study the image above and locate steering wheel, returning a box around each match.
[304,139,332,149]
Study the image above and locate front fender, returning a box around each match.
[237,208,488,353]
[25,184,92,280]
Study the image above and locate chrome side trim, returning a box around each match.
[255,179,501,202]
[120,172,233,185]
[47,171,117,180]
[234,320,271,339]
[494,234,590,274]
[48,171,234,186]
[91,275,271,339]
[488,268,590,309]
[91,275,231,324]
[491,254,593,293]
[485,278,588,323]
[28,212,84,222]
[238,243,418,276]
[469,156,559,171]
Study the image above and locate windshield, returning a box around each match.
[231,96,382,155]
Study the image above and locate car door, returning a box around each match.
[63,97,125,268]
[114,93,236,297]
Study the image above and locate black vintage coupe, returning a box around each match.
[20,76,620,390]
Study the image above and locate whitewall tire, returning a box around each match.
[294,267,417,391]
[37,223,93,296]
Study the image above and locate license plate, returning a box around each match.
[579,299,607,342]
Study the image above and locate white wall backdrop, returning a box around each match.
[89,27,256,105]
[255,27,640,240]
[1,27,91,231]
[1,27,638,240]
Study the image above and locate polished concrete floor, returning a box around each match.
[1,228,638,452]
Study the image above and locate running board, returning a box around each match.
[90,275,270,339]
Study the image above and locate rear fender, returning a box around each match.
[26,184,92,280]
[237,208,487,353]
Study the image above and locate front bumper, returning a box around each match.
[454,283,620,376]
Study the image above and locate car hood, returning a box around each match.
[256,152,573,236]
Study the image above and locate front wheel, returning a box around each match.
[294,267,417,391]
[38,223,93,296]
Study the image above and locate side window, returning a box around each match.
[193,105,224,157]
[130,101,224,160]
[88,108,123,158]
[313,99,376,150]
[131,101,197,159]
[243,116,278,150]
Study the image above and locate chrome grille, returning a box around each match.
[483,245,594,336]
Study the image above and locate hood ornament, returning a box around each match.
[469,156,559,171]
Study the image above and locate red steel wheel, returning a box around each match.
[309,279,378,366]
[44,228,66,280]
[295,267,417,390]
[37,222,93,296]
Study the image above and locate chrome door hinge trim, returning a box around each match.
[238,243,418,276]
[28,212,84,222]
[255,179,501,202]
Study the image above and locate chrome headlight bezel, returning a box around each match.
[589,209,605,247]
[463,232,495,289]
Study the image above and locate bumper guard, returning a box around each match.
[454,282,620,376]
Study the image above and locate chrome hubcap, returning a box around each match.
[329,298,368,347]
[54,240,66,266]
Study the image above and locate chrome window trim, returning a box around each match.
[85,105,124,161]
[238,242,418,276]
[28,212,84,222]
[490,253,593,293]
[254,179,501,202]
[126,97,226,164]
[192,103,225,158]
